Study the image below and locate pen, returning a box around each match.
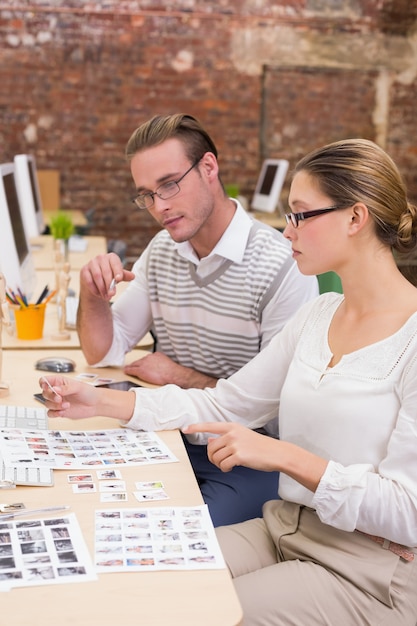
[0,505,70,520]
[109,278,117,292]
[35,284,49,305]
[41,376,60,397]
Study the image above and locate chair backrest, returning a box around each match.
[317,272,343,294]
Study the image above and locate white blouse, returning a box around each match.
[129,292,417,547]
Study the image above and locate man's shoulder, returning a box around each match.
[148,229,176,252]
[247,220,291,253]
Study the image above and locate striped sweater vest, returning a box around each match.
[146,221,294,379]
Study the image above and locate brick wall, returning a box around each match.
[0,1,416,268]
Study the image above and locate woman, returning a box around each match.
[40,139,417,624]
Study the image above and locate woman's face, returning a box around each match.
[284,170,350,276]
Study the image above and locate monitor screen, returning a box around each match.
[14,154,45,238]
[3,171,29,265]
[251,159,289,214]
[28,158,41,216]
[0,162,36,297]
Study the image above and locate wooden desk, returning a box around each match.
[30,235,107,270]
[1,350,243,626]
[3,269,154,351]
[250,210,286,230]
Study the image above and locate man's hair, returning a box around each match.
[125,113,218,163]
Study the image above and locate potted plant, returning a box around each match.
[49,211,74,260]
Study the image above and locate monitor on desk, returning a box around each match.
[0,162,37,297]
[14,153,46,238]
[251,158,289,214]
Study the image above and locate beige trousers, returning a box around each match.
[216,501,417,626]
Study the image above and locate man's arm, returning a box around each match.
[123,352,218,389]
[77,286,114,364]
[77,253,134,364]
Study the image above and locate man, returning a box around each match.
[77,113,318,525]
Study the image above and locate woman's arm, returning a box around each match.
[39,376,136,421]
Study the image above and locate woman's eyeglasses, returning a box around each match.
[285,205,349,228]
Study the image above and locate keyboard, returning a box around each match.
[0,404,48,430]
[65,295,79,329]
[0,405,53,487]
[68,235,88,252]
[0,457,54,487]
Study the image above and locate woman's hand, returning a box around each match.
[183,422,327,493]
[183,422,281,473]
[39,375,102,419]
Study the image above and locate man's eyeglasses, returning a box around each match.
[284,205,349,228]
[131,157,202,210]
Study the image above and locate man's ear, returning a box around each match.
[200,152,218,181]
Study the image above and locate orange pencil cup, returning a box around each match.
[14,303,46,340]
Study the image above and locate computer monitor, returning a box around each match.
[0,162,37,298]
[14,153,46,238]
[251,158,289,214]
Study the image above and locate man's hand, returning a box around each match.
[124,352,218,389]
[80,252,135,300]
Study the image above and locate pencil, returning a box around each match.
[17,287,28,306]
[43,289,57,305]
[15,295,28,308]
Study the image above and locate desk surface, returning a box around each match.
[250,210,286,230]
[1,350,242,626]
[30,235,107,270]
[3,269,154,351]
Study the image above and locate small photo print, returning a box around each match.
[100,492,128,503]
[72,482,97,494]
[134,490,169,502]
[94,378,115,386]
[96,469,122,480]
[99,481,126,493]
[76,373,98,382]
[135,481,164,490]
[67,473,94,483]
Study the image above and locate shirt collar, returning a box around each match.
[176,200,253,265]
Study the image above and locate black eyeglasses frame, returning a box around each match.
[284,204,350,228]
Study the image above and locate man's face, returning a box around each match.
[130,138,216,245]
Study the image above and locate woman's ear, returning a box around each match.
[348,202,369,234]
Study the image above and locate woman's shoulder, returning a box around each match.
[298,291,343,317]
[279,291,342,339]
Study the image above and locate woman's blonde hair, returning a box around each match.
[294,138,417,253]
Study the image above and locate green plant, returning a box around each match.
[225,183,240,199]
[49,211,75,240]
